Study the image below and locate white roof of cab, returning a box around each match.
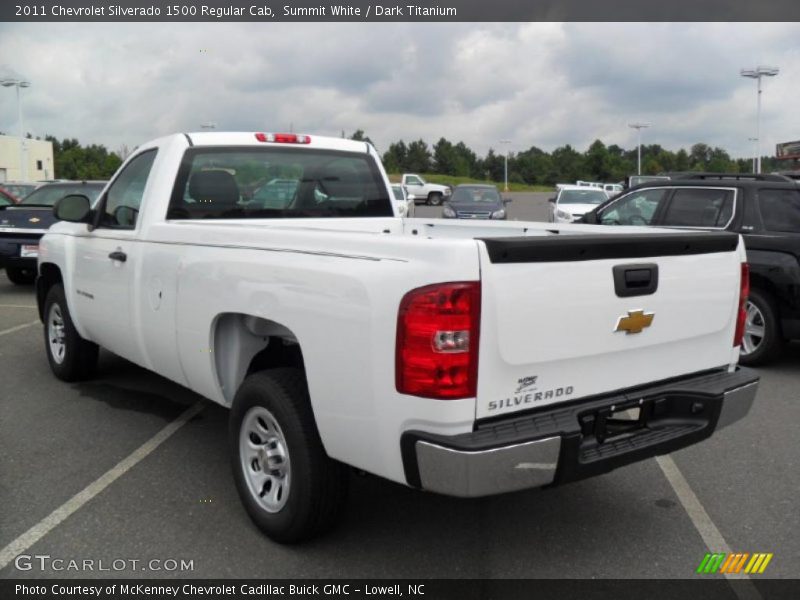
[185,131,371,153]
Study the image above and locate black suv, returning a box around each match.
[583,173,800,365]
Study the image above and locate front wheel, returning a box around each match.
[738,288,784,366]
[230,368,349,543]
[428,193,443,206]
[6,267,36,285]
[43,283,99,381]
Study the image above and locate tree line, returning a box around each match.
[6,130,790,183]
[349,130,788,185]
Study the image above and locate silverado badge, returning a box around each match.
[615,309,654,334]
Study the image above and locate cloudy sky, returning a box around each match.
[0,22,797,159]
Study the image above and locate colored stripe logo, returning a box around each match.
[696,552,773,574]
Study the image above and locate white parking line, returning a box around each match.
[0,305,37,309]
[0,320,39,337]
[0,401,204,571]
[656,455,762,600]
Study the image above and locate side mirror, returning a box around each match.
[548,197,556,203]
[408,194,416,202]
[54,194,92,223]
[503,197,512,204]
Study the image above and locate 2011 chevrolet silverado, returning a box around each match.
[36,132,758,543]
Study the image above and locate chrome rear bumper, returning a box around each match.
[406,368,758,498]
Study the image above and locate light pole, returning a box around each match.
[499,139,512,191]
[628,122,650,175]
[740,66,779,174]
[1,77,32,180]
[748,137,759,173]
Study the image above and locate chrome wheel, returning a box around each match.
[239,406,291,513]
[741,300,765,356]
[48,303,66,365]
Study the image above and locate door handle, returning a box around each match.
[613,263,658,297]
[108,250,127,263]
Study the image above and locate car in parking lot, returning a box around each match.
[583,173,800,365]
[442,184,509,219]
[250,178,299,209]
[549,185,608,222]
[36,131,758,543]
[391,184,414,217]
[0,181,105,284]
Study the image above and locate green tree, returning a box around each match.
[382,140,408,173]
[405,139,432,173]
[433,137,457,175]
[348,129,374,147]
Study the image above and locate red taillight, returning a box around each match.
[396,282,481,399]
[734,263,750,347]
[254,132,311,144]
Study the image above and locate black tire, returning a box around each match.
[6,267,36,285]
[43,283,99,381]
[230,368,349,543]
[738,288,784,366]
[428,193,443,206]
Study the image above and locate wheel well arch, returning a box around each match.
[36,263,63,321]
[212,313,306,406]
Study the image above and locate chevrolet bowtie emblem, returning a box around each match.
[29,217,41,223]
[615,310,654,334]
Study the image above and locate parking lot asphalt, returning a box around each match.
[1,199,798,584]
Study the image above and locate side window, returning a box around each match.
[406,176,422,186]
[599,188,668,225]
[758,189,800,233]
[99,150,157,229]
[661,188,735,228]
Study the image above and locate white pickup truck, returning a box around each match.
[37,132,758,543]
[401,173,451,206]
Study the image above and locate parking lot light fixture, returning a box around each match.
[628,122,650,175]
[748,137,759,173]
[1,77,32,180]
[499,139,512,192]
[740,66,779,174]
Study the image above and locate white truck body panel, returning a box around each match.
[39,132,752,489]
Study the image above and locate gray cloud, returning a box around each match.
[0,22,797,161]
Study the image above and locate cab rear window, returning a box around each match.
[168,147,392,220]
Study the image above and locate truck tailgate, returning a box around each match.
[476,232,743,420]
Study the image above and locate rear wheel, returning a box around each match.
[6,267,36,285]
[428,193,443,206]
[230,368,349,543]
[43,283,99,381]
[739,288,784,366]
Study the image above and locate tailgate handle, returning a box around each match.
[613,263,658,297]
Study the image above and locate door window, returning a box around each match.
[99,150,157,229]
[599,188,668,225]
[758,189,800,233]
[661,188,735,228]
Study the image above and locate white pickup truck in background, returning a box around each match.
[37,131,758,543]
[401,172,452,206]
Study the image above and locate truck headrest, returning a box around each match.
[188,170,240,206]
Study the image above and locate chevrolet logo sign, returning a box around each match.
[615,310,654,334]
[29,217,41,223]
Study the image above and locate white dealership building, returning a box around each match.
[0,134,54,181]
